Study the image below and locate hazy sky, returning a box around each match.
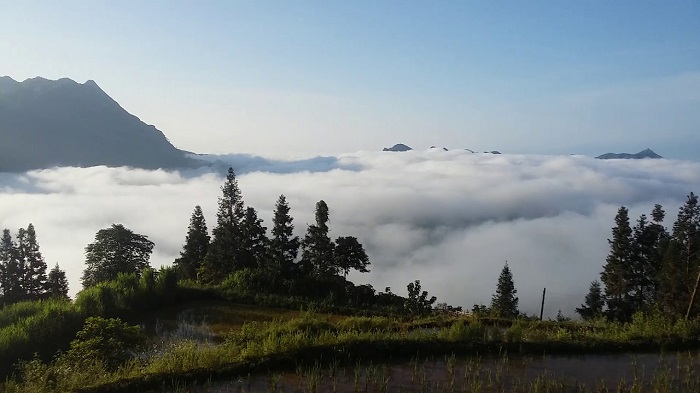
[1,1,698,158]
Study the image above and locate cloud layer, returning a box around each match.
[1,151,698,318]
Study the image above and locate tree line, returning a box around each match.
[0,224,69,306]
[578,192,700,321]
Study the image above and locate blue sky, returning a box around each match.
[1,1,699,158]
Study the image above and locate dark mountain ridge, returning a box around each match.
[596,148,663,160]
[0,76,201,172]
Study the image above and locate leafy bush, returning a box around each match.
[63,317,146,370]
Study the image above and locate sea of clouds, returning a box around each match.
[0,150,698,318]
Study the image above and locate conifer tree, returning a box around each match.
[81,224,154,288]
[173,205,210,280]
[270,195,299,274]
[47,263,69,299]
[302,200,335,276]
[0,229,23,304]
[17,224,48,299]
[660,193,700,317]
[490,262,519,318]
[200,167,246,282]
[601,206,635,321]
[575,280,605,321]
[240,206,269,269]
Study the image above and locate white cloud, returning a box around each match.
[0,151,697,318]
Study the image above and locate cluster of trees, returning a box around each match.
[172,168,370,286]
[0,224,69,306]
[578,192,700,321]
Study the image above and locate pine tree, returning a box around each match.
[490,262,519,318]
[0,229,23,305]
[200,167,246,282]
[240,206,269,269]
[302,200,335,277]
[81,224,154,288]
[270,195,299,274]
[17,224,48,300]
[575,280,605,321]
[601,206,635,321]
[47,263,69,299]
[334,236,370,277]
[660,193,700,317]
[173,205,210,280]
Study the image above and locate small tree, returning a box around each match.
[81,224,154,288]
[601,206,635,322]
[0,229,23,305]
[64,317,146,370]
[173,205,210,280]
[46,263,70,299]
[240,206,269,269]
[405,280,437,316]
[491,262,519,318]
[333,236,370,277]
[17,224,48,299]
[575,280,604,321]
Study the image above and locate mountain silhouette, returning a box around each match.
[0,76,201,171]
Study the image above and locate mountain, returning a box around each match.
[383,143,413,152]
[596,148,663,160]
[0,76,202,171]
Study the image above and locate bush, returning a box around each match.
[63,317,146,370]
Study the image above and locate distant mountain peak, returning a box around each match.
[383,143,413,152]
[596,148,663,160]
[0,76,201,171]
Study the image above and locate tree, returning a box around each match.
[302,200,335,276]
[17,224,48,299]
[0,229,23,305]
[81,224,154,288]
[405,280,437,316]
[491,262,519,318]
[600,206,635,322]
[333,236,370,277]
[240,206,269,269]
[46,263,69,299]
[173,205,210,280]
[660,193,700,318]
[270,195,299,274]
[200,167,246,282]
[576,280,605,321]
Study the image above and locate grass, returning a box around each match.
[5,311,700,393]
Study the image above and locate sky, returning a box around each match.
[1,1,699,158]
[1,152,699,318]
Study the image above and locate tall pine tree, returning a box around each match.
[270,195,299,275]
[240,206,269,269]
[17,224,48,300]
[0,229,23,305]
[601,206,635,322]
[174,205,210,280]
[200,167,246,282]
[302,200,335,277]
[490,262,519,318]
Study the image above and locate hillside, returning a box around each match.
[0,76,201,171]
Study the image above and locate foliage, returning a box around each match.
[302,200,335,277]
[173,205,209,280]
[81,224,154,288]
[490,262,519,318]
[270,194,300,274]
[575,280,604,321]
[46,263,69,299]
[334,236,370,277]
[404,280,436,316]
[63,316,146,370]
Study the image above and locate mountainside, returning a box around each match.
[596,148,663,160]
[0,76,201,171]
[383,143,413,152]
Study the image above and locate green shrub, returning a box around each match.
[63,316,146,370]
